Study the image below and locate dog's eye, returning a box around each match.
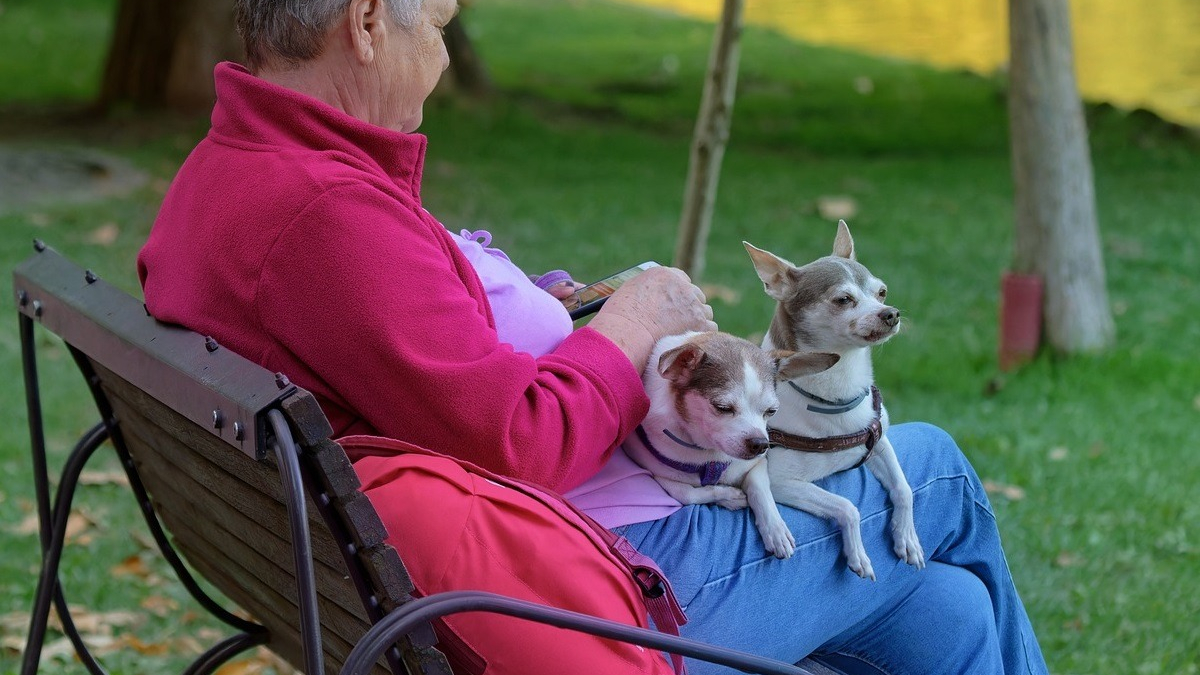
[712,402,735,414]
[878,287,887,299]
[764,408,778,419]
[834,295,855,307]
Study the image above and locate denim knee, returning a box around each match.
[819,563,1003,675]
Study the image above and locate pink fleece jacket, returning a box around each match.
[138,62,649,492]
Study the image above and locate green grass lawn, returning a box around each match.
[2,0,1198,673]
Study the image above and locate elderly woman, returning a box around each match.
[138,1,1049,674]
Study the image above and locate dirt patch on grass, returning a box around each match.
[0,144,147,212]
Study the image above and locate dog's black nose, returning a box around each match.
[746,437,770,455]
[880,308,900,327]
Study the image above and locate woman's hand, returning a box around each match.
[545,280,585,300]
[587,266,717,374]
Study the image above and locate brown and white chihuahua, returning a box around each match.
[744,221,925,579]
[623,331,837,558]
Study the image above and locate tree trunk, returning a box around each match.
[673,0,744,281]
[99,0,240,112]
[444,15,493,97]
[1008,0,1115,352]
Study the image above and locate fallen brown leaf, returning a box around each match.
[114,633,171,656]
[0,607,31,634]
[215,647,296,675]
[87,222,120,246]
[58,607,142,635]
[65,510,96,545]
[215,660,266,675]
[79,470,131,487]
[699,283,741,305]
[1054,551,1079,568]
[111,554,153,580]
[8,512,40,536]
[816,195,858,221]
[196,626,226,642]
[140,594,179,617]
[1,634,23,655]
[982,480,1026,501]
[174,636,205,655]
[36,636,78,662]
[132,530,157,551]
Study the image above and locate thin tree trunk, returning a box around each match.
[1008,0,1115,351]
[673,0,744,281]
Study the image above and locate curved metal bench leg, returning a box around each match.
[183,632,271,675]
[67,346,266,639]
[20,310,268,675]
[21,422,112,675]
[342,590,817,675]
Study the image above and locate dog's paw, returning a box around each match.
[846,547,876,581]
[713,486,748,510]
[893,532,925,569]
[892,519,925,569]
[759,520,796,559]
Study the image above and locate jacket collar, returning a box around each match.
[209,62,427,198]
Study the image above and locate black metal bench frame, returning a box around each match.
[15,241,824,675]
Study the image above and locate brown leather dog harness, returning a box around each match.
[768,385,883,469]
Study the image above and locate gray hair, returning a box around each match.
[235,0,424,70]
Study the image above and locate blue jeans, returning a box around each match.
[617,423,1049,675]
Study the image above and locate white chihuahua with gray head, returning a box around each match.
[624,331,837,558]
[744,220,924,579]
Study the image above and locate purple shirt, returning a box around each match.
[450,228,681,527]
[451,228,574,357]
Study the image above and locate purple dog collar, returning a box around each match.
[635,425,730,486]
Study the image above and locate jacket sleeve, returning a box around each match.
[257,182,649,491]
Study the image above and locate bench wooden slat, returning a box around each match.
[107,393,348,569]
[129,450,365,615]
[95,360,450,671]
[16,246,453,675]
[175,534,389,675]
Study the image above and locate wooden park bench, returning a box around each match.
[14,242,832,675]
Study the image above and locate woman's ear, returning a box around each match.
[348,0,384,64]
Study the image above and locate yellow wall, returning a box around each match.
[624,0,1200,127]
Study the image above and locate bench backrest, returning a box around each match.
[14,245,452,675]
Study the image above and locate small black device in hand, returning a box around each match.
[562,261,660,320]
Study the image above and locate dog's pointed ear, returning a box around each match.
[772,350,839,380]
[833,220,856,261]
[744,241,798,302]
[658,343,706,385]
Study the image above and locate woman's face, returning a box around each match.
[376,0,456,132]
